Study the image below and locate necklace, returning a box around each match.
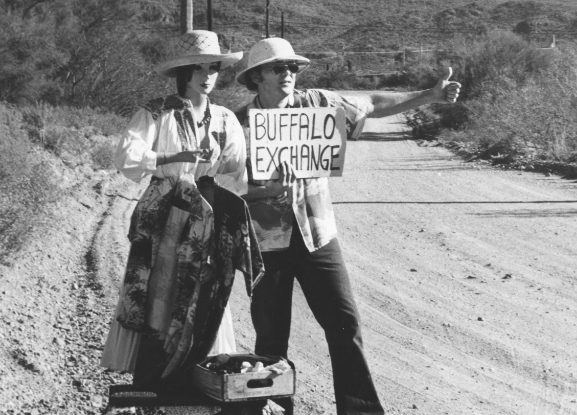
[197,98,211,128]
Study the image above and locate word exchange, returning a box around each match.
[249,107,347,180]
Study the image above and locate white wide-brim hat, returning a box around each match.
[236,37,310,85]
[155,30,243,78]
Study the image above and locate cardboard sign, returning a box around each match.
[249,107,347,180]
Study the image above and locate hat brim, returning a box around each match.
[155,52,243,78]
[236,54,310,85]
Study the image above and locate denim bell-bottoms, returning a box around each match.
[250,220,385,415]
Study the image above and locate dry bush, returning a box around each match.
[0,102,123,262]
[297,68,378,90]
[210,85,254,113]
[455,76,577,162]
[402,31,577,165]
[0,103,58,264]
[451,39,577,162]
[17,103,123,169]
[91,141,116,170]
[22,103,125,137]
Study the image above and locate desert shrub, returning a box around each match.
[0,102,59,264]
[210,85,254,113]
[0,100,123,262]
[446,76,577,162]
[19,102,125,145]
[401,31,577,165]
[91,140,116,170]
[0,103,30,180]
[449,31,557,100]
[297,67,378,90]
[387,64,440,90]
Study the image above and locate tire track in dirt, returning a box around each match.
[0,171,133,414]
[326,134,577,415]
[223,122,577,414]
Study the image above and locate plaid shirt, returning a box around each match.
[237,89,370,252]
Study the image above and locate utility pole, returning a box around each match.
[281,11,284,38]
[207,0,213,31]
[265,0,270,38]
[228,36,235,53]
[180,0,193,34]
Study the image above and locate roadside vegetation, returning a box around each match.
[297,31,577,177]
[0,102,123,264]
[401,32,577,177]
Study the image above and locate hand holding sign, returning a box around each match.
[258,162,296,200]
[274,162,296,202]
[279,161,296,188]
[432,67,461,104]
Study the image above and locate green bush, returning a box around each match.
[451,31,557,100]
[452,77,577,161]
[0,101,123,263]
[399,31,577,166]
[297,67,379,90]
[0,104,30,180]
[91,140,116,170]
[210,85,254,113]
[0,102,58,264]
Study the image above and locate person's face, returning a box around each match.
[188,62,220,96]
[257,61,302,99]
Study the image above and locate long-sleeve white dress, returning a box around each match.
[100,94,247,373]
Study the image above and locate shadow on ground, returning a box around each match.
[356,132,409,142]
[333,200,577,206]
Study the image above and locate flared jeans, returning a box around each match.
[251,222,385,415]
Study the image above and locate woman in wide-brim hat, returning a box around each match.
[100,30,252,387]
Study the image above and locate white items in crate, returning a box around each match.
[208,358,291,374]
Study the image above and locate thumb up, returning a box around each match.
[434,66,461,104]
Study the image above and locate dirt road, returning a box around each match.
[1,116,576,414]
[233,115,577,414]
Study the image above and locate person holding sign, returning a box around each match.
[234,37,461,415]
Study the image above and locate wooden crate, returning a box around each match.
[192,358,296,402]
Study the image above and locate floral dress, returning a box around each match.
[101,95,250,374]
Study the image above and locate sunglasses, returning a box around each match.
[266,63,303,75]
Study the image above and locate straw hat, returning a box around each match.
[155,30,243,78]
[236,38,310,85]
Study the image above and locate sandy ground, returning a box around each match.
[1,115,577,415]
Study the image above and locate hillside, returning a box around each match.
[2,0,577,113]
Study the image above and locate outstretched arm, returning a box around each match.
[364,67,461,118]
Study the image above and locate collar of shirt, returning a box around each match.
[174,95,193,108]
[253,92,297,110]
